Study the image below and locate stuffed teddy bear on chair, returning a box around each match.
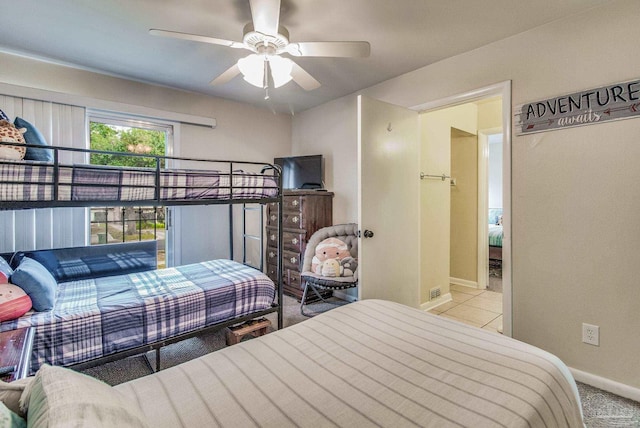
[0,120,27,160]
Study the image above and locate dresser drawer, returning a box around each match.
[286,270,302,290]
[266,262,278,283]
[267,210,279,226]
[283,195,304,211]
[267,247,301,270]
[282,250,301,271]
[266,246,278,265]
[266,227,305,251]
[282,230,305,253]
[282,212,304,229]
[266,228,279,246]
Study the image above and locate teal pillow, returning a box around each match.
[0,401,25,428]
[11,257,56,311]
[13,117,53,162]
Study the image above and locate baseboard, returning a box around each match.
[570,367,640,402]
[449,277,479,289]
[332,290,358,303]
[420,293,453,311]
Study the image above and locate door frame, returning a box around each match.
[411,81,513,337]
[477,127,502,290]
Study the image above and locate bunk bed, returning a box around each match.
[0,142,284,371]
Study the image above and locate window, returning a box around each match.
[88,113,172,268]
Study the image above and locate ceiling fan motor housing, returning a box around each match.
[242,23,289,51]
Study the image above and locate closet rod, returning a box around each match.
[420,172,451,181]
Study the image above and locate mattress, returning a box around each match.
[0,161,278,203]
[116,299,584,428]
[0,259,275,370]
[489,224,503,247]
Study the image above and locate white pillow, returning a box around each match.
[21,364,148,428]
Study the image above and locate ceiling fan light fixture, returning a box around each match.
[268,55,293,88]
[237,52,293,89]
[238,54,265,87]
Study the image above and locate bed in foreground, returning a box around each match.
[107,299,583,427]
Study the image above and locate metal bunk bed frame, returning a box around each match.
[0,142,284,371]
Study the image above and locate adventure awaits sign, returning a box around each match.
[517,79,640,134]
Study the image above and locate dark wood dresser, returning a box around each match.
[266,190,333,301]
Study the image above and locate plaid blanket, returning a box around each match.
[0,162,278,202]
[0,259,275,370]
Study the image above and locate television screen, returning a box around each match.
[274,155,324,190]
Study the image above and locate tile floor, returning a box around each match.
[428,284,503,333]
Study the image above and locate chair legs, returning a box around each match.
[300,282,339,317]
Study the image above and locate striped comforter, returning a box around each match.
[0,259,275,370]
[0,161,278,203]
[116,300,584,428]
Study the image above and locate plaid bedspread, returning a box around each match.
[0,162,278,202]
[0,259,275,370]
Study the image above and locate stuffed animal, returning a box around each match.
[319,258,343,277]
[0,120,27,160]
[312,237,351,275]
[340,256,358,277]
[0,282,32,322]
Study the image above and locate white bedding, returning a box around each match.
[116,299,584,427]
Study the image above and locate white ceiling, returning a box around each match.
[0,0,610,114]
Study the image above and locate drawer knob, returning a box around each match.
[292,200,299,206]
[290,257,297,264]
[292,238,298,245]
[269,251,275,258]
[270,215,276,221]
[292,216,299,223]
[270,234,276,241]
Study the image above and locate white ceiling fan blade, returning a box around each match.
[149,29,246,49]
[210,63,241,85]
[285,41,371,58]
[249,0,280,36]
[290,62,321,91]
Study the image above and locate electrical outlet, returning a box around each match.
[582,323,599,346]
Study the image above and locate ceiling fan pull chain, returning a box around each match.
[263,60,270,99]
[263,60,269,89]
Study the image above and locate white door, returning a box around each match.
[357,95,421,307]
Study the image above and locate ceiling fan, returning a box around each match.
[149,0,370,95]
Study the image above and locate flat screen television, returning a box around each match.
[274,155,324,190]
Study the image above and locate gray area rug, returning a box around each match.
[80,295,640,427]
[80,295,345,384]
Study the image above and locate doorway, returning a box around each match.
[414,82,512,336]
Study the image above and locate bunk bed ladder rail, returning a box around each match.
[241,203,264,270]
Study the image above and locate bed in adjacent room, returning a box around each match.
[488,207,504,261]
